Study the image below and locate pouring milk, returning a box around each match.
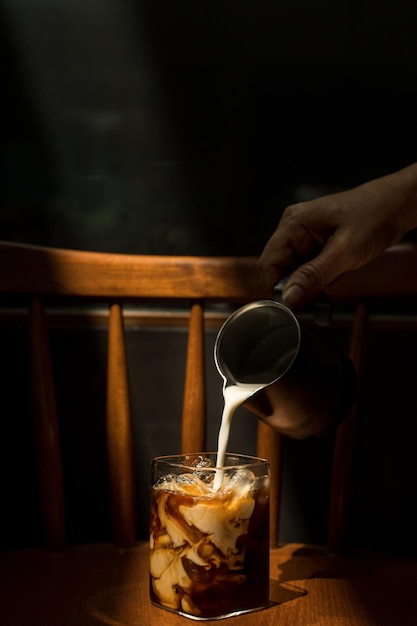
[213,383,265,490]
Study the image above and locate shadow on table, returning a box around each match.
[268,578,308,608]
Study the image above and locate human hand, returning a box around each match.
[258,164,417,308]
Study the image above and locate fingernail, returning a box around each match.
[282,284,305,308]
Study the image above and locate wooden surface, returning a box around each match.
[0,242,268,300]
[1,542,416,625]
[2,239,417,302]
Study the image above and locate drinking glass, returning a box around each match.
[150,453,270,620]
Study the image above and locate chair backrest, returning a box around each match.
[1,240,417,552]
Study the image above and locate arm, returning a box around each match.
[258,163,417,308]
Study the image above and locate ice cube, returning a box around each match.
[174,473,210,496]
[220,469,256,498]
[181,456,216,485]
[154,473,176,490]
[183,455,214,469]
[154,472,209,496]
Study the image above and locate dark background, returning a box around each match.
[2,1,417,255]
[1,1,417,556]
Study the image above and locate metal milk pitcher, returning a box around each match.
[214,298,356,438]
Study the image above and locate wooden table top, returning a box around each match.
[1,541,417,625]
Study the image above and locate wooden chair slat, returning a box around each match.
[257,421,283,547]
[29,297,65,550]
[181,301,206,454]
[106,302,136,548]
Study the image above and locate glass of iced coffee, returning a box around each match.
[150,453,270,620]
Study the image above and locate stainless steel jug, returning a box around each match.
[214,299,356,438]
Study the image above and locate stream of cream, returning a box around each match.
[213,383,265,490]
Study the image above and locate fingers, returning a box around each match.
[258,242,331,309]
[257,258,284,295]
[257,166,417,309]
[258,216,318,293]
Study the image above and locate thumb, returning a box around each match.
[282,247,345,309]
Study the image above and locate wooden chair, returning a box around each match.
[0,239,417,626]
